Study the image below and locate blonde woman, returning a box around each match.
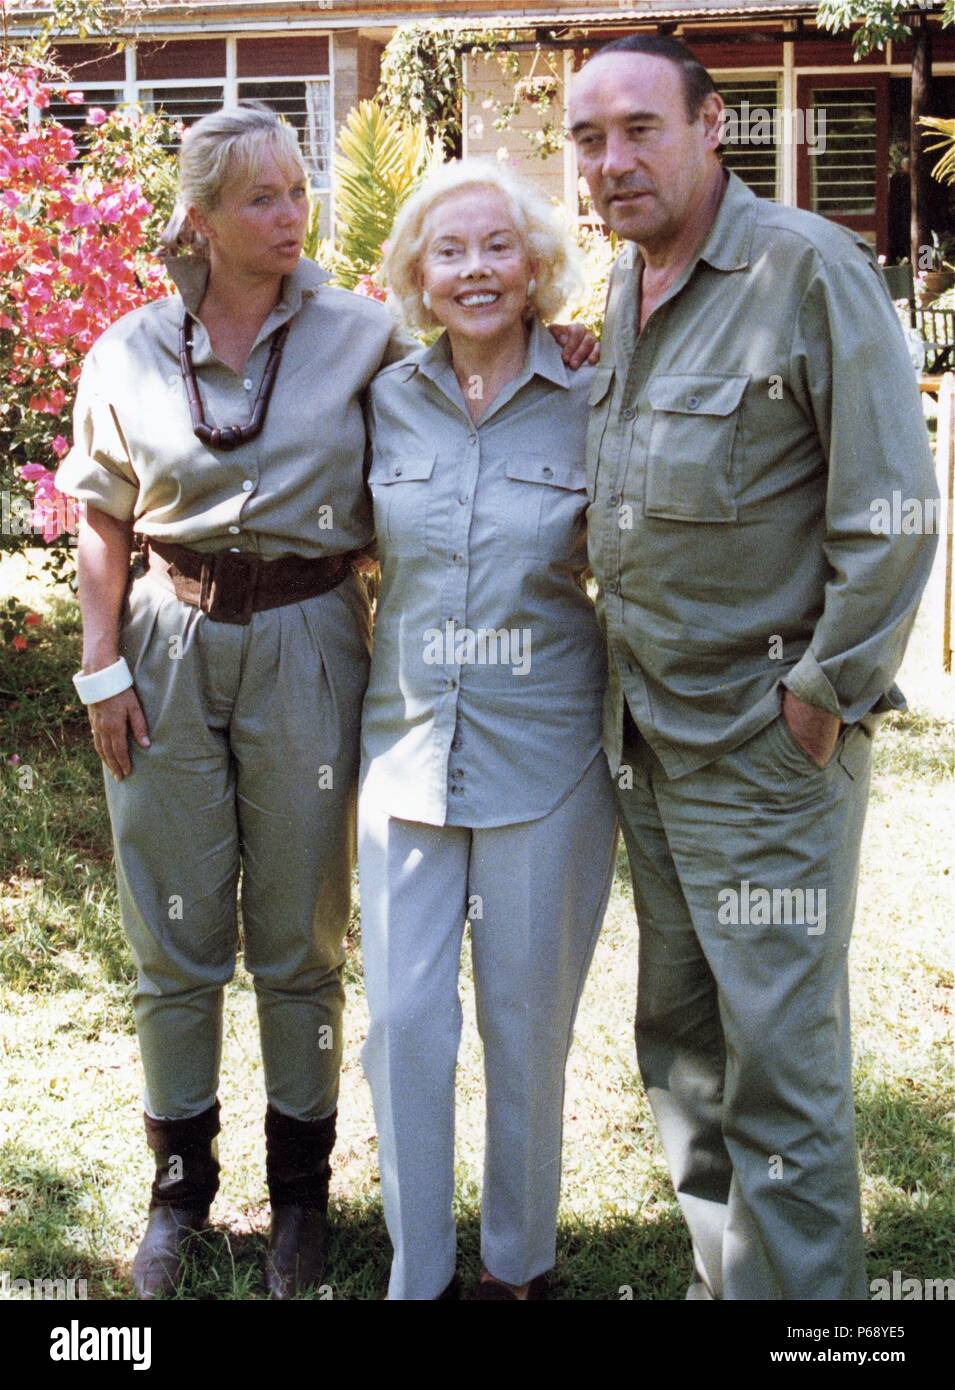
[359,160,618,1300]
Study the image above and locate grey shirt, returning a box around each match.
[587,170,939,778]
[56,254,414,558]
[360,317,607,828]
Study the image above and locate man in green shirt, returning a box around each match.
[569,34,939,1299]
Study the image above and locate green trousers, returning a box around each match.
[616,706,873,1300]
[104,564,371,1122]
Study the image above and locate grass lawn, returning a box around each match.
[1,548,952,1300]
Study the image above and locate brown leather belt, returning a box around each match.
[140,537,353,625]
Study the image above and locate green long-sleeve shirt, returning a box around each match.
[587,169,939,778]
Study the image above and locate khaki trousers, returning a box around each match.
[358,752,618,1299]
[104,564,371,1121]
[616,707,873,1300]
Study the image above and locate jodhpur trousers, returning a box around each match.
[104,564,371,1122]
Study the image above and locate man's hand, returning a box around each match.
[548,321,601,368]
[781,688,842,769]
[89,686,150,781]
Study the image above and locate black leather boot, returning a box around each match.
[264,1105,335,1299]
[131,1101,220,1300]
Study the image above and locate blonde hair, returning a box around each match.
[381,158,583,331]
[159,103,307,257]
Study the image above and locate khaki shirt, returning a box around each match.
[56,255,414,558]
[360,317,607,828]
[587,170,939,778]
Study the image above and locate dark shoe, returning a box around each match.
[131,1204,209,1299]
[132,1101,221,1300]
[264,1205,327,1299]
[469,1272,549,1301]
[436,1273,461,1300]
[264,1105,336,1299]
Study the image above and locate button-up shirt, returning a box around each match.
[360,316,607,827]
[587,169,939,778]
[55,255,414,558]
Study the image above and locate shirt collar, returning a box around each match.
[163,253,332,318]
[412,314,571,393]
[695,169,758,273]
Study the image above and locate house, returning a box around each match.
[10,1,955,256]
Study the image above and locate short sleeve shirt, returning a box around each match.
[55,254,415,558]
[360,317,608,828]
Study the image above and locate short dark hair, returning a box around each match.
[590,34,717,122]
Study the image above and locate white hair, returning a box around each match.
[381,157,583,330]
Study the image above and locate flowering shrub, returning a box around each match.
[0,56,176,594]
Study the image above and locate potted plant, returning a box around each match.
[919,231,955,305]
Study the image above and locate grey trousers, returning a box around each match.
[616,707,873,1300]
[105,565,371,1122]
[358,752,618,1299]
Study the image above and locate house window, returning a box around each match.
[138,85,226,134]
[809,87,878,218]
[717,78,782,202]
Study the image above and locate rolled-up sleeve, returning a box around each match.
[783,250,939,722]
[54,354,139,521]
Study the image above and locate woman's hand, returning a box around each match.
[548,321,601,368]
[89,686,151,781]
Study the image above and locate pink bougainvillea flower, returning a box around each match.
[51,434,69,457]
[86,107,108,126]
[11,635,29,651]
[25,612,43,626]
[64,91,85,106]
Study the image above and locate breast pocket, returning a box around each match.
[367,451,436,551]
[644,374,748,522]
[505,454,589,559]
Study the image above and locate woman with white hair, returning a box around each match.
[55,107,594,1301]
[359,159,618,1300]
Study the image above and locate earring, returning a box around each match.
[527,278,537,297]
[422,289,432,310]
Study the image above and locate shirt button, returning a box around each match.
[228,525,240,535]
[450,785,463,796]
[451,735,462,752]
[394,467,403,477]
[452,552,464,565]
[446,677,457,690]
[623,407,635,420]
[607,579,619,594]
[542,465,554,478]
[458,495,468,505]
[687,395,701,410]
[609,494,619,506]
[243,378,253,391]
[451,768,464,781]
[241,480,253,492]
[468,434,477,445]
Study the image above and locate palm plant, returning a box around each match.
[920,116,955,187]
[316,99,443,289]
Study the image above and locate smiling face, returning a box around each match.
[190,140,309,279]
[418,186,538,346]
[569,52,723,252]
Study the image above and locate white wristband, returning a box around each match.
[72,657,134,705]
